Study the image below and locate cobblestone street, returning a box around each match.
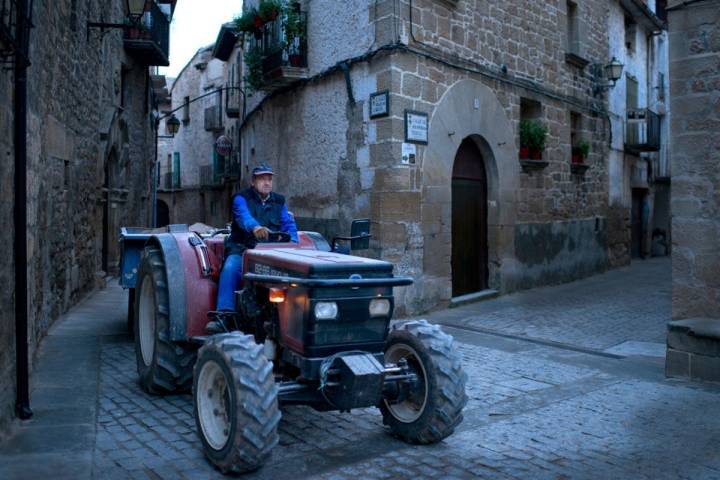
[3,257,720,479]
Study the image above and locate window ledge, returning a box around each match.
[571,163,590,175]
[520,159,549,173]
[565,52,590,69]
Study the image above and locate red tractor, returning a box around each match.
[119,221,467,474]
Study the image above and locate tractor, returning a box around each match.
[119,220,467,474]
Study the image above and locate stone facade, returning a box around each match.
[668,0,720,321]
[606,0,670,267]
[233,0,640,316]
[665,0,720,382]
[157,46,235,228]
[0,1,174,434]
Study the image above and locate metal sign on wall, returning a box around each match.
[369,90,389,119]
[405,110,428,144]
[215,135,233,157]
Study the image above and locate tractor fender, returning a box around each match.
[146,232,221,341]
[146,233,188,342]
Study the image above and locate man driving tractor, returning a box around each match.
[207,163,298,333]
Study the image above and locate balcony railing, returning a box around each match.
[1,0,32,65]
[226,82,241,118]
[204,106,223,132]
[200,165,223,187]
[625,108,661,153]
[160,172,175,190]
[250,11,308,90]
[124,1,170,66]
[651,144,671,182]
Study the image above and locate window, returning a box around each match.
[182,96,190,124]
[625,16,637,54]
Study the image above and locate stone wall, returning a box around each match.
[0,0,158,433]
[238,0,613,316]
[668,0,720,320]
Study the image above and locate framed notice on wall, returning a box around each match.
[369,90,390,119]
[404,110,428,144]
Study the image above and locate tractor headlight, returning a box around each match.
[314,302,338,320]
[369,298,390,317]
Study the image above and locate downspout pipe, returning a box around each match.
[15,0,33,420]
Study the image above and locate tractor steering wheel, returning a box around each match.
[264,231,292,243]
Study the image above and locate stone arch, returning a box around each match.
[418,79,519,305]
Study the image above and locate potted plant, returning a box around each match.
[258,0,282,23]
[243,47,264,93]
[519,120,532,159]
[519,120,547,160]
[252,7,264,29]
[572,139,590,164]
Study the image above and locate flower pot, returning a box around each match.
[531,149,542,160]
[289,54,303,67]
[519,146,530,159]
[253,15,264,28]
[572,154,582,164]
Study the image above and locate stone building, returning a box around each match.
[665,0,720,382]
[606,0,670,266]
[0,0,176,432]
[230,0,624,315]
[156,42,239,228]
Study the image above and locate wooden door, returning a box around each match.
[452,138,488,297]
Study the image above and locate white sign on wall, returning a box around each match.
[404,110,428,144]
[401,143,417,165]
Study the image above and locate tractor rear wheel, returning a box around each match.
[134,246,195,394]
[379,319,468,444]
[193,333,280,474]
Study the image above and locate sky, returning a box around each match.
[159,0,244,78]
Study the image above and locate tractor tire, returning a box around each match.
[193,333,280,474]
[379,319,468,444]
[134,246,195,394]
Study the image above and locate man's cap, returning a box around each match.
[252,163,274,176]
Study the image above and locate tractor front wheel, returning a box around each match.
[134,246,195,394]
[379,320,468,444]
[193,333,281,474]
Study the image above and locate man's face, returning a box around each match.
[252,174,273,197]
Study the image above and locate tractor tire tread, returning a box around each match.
[194,333,280,474]
[380,319,468,444]
[135,247,195,394]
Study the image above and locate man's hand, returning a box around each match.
[253,226,270,241]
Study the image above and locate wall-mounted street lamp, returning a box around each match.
[87,0,147,39]
[165,114,181,137]
[593,57,624,95]
[151,86,247,226]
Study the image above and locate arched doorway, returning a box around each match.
[452,137,488,297]
[156,199,170,227]
[102,148,128,274]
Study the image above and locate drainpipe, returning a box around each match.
[14,0,33,420]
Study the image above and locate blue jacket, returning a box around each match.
[227,188,298,255]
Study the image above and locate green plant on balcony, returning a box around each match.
[519,120,548,160]
[244,47,264,93]
[234,9,256,33]
[572,139,591,164]
[284,5,306,66]
[258,0,283,23]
